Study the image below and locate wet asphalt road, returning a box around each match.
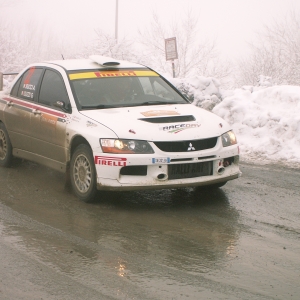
[0,160,300,300]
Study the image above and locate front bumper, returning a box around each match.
[94,141,241,191]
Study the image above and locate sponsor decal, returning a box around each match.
[159,123,201,133]
[23,84,35,91]
[152,157,170,164]
[24,67,35,84]
[69,70,158,80]
[141,110,180,117]
[86,121,97,127]
[72,116,81,122]
[64,116,72,125]
[3,97,67,120]
[94,71,136,77]
[41,114,57,126]
[94,156,127,166]
[20,90,34,99]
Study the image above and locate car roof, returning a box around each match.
[45,55,146,71]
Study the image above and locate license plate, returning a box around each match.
[168,161,212,180]
[152,157,170,164]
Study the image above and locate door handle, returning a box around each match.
[32,109,41,115]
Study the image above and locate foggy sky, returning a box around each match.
[1,0,300,60]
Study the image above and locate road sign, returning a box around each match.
[165,37,178,61]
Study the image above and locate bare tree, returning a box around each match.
[137,10,231,81]
[0,22,29,72]
[0,18,77,74]
[76,29,142,63]
[235,10,300,86]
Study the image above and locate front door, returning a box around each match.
[30,69,71,171]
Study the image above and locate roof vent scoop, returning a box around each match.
[89,55,120,67]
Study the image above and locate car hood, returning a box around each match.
[79,104,231,141]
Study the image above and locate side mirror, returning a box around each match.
[54,101,71,113]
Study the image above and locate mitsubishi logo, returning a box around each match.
[187,143,195,151]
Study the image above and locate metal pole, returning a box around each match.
[0,72,3,91]
[115,0,118,43]
[172,60,175,78]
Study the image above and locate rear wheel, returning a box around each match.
[0,123,13,167]
[70,144,97,203]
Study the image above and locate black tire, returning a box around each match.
[0,123,13,167]
[70,144,97,203]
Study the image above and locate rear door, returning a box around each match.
[3,67,43,152]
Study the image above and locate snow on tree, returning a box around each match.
[235,10,300,87]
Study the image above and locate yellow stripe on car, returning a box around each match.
[69,70,159,80]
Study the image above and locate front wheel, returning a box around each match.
[70,144,97,203]
[0,123,13,167]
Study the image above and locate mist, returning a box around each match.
[1,0,300,86]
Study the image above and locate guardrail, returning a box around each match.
[0,72,19,91]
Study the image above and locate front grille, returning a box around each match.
[154,137,218,152]
[170,155,216,162]
[168,161,213,180]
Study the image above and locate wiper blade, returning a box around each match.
[139,101,179,106]
[80,104,115,110]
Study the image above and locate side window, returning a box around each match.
[10,77,22,97]
[17,67,43,100]
[39,69,69,107]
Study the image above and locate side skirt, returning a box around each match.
[13,148,67,173]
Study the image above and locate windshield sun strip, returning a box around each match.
[69,70,159,80]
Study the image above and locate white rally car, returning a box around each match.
[0,56,241,202]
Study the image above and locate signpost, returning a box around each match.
[115,0,118,42]
[165,37,178,78]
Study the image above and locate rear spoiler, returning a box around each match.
[0,72,19,91]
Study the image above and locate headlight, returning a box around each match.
[221,130,237,147]
[100,139,154,154]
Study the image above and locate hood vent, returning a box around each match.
[139,115,195,124]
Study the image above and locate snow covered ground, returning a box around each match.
[170,75,300,168]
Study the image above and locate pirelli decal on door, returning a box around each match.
[95,156,127,166]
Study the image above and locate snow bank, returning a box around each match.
[214,85,300,167]
[170,76,222,110]
[171,76,300,167]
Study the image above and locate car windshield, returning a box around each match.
[68,69,188,110]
